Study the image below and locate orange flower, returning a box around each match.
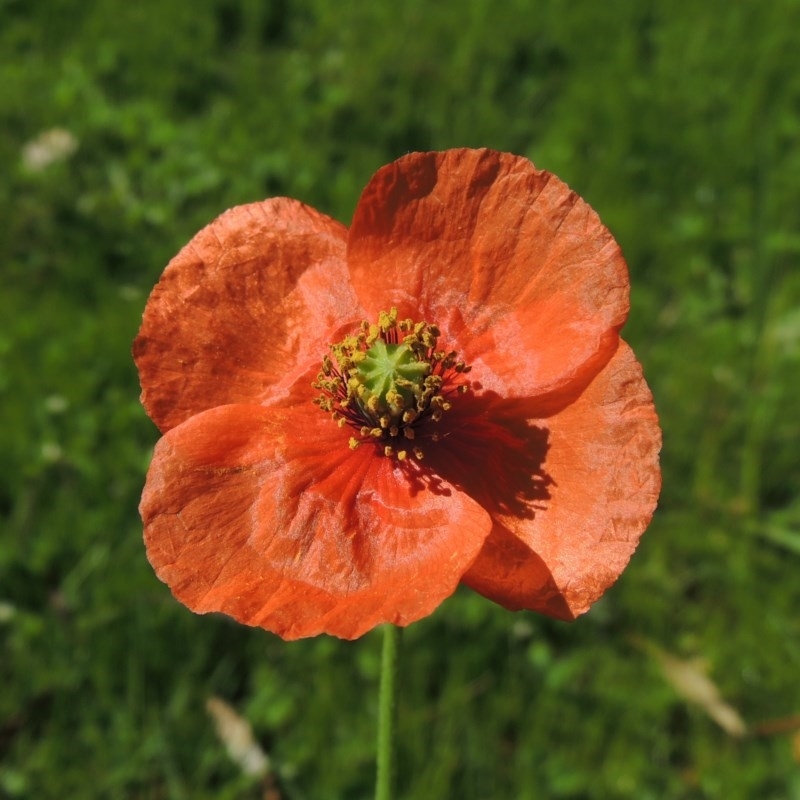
[134,148,661,640]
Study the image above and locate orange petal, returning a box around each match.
[134,199,359,432]
[461,341,662,619]
[141,404,492,640]
[347,148,629,401]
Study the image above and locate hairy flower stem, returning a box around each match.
[375,624,402,800]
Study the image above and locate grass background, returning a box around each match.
[2,0,800,797]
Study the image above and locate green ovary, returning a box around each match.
[357,340,430,408]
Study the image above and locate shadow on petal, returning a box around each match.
[420,390,553,521]
[462,525,576,620]
[408,390,575,618]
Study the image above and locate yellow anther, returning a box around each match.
[385,388,403,408]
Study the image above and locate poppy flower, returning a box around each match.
[134,148,661,641]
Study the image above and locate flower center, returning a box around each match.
[313,308,471,460]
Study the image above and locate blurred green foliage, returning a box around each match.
[2,0,800,797]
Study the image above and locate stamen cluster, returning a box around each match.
[313,308,471,460]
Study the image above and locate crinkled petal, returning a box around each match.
[461,341,661,619]
[140,404,492,640]
[347,148,629,402]
[134,199,359,432]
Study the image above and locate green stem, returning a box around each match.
[375,624,402,800]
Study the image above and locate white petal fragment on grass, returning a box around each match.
[651,648,747,738]
[21,128,78,171]
[206,696,270,777]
